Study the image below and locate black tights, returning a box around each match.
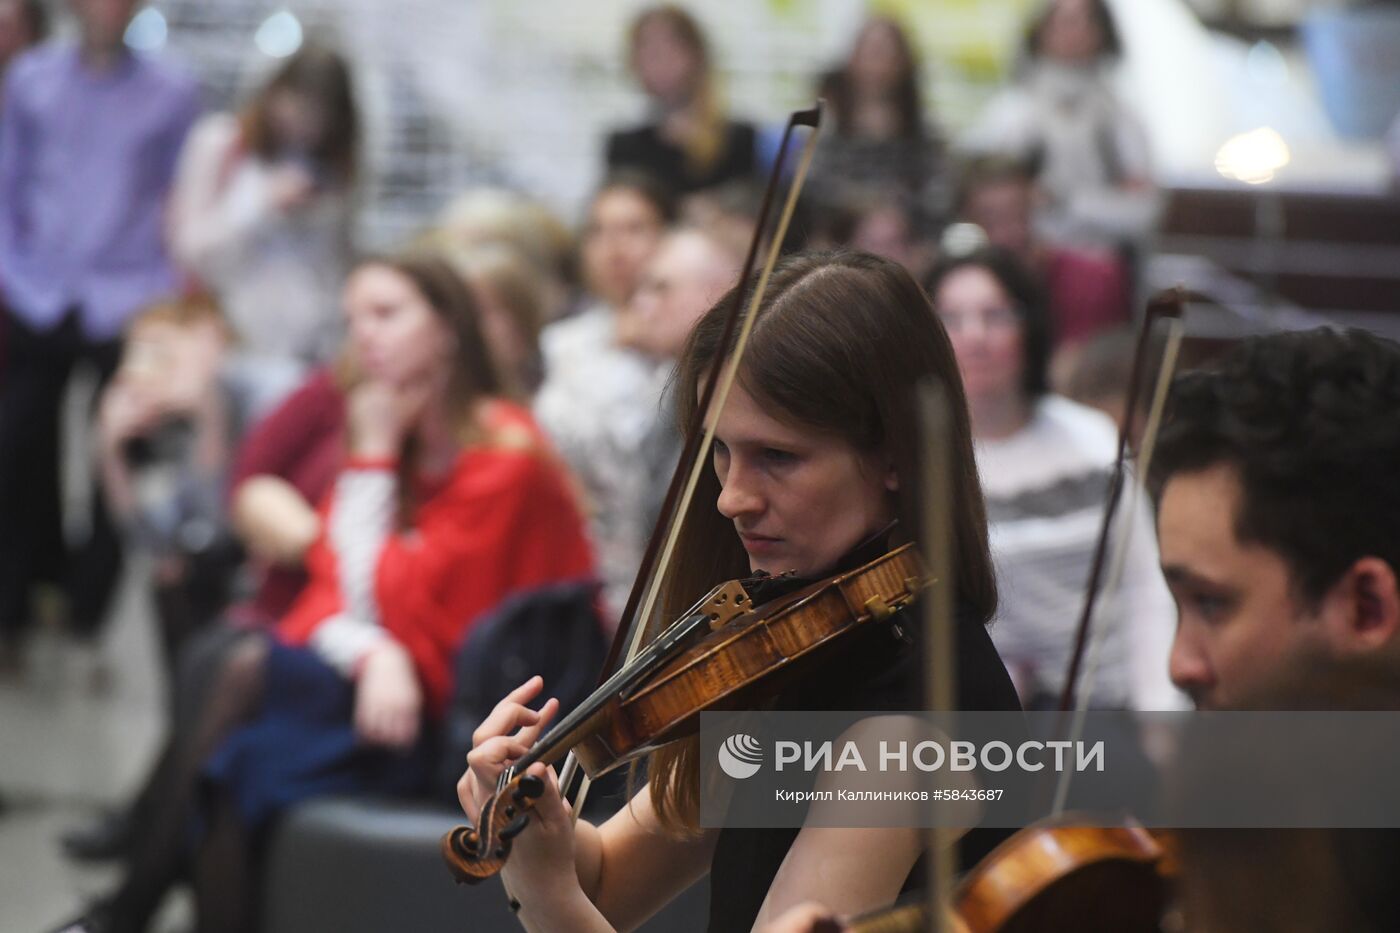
[105,629,269,933]
[194,788,258,933]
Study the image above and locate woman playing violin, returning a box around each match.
[459,250,1021,932]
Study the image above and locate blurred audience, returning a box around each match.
[169,44,359,365]
[955,154,1130,381]
[538,174,670,376]
[809,197,935,283]
[63,233,562,865]
[94,295,297,676]
[618,226,738,364]
[534,175,673,625]
[52,252,594,933]
[678,177,765,261]
[415,236,548,399]
[453,245,548,399]
[618,225,740,542]
[960,0,1159,252]
[926,248,1180,710]
[606,4,756,202]
[1060,324,1154,447]
[0,0,200,669]
[227,364,347,626]
[64,350,350,866]
[808,15,948,236]
[435,187,576,323]
[538,210,742,632]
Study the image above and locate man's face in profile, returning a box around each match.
[1157,463,1332,710]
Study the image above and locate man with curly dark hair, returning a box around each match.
[1150,327,1400,712]
[1150,327,1400,933]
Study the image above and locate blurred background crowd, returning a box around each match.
[1,0,1398,930]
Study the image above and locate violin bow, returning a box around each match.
[919,382,957,933]
[1049,287,1189,817]
[556,102,825,815]
[828,388,960,933]
[1055,288,1189,713]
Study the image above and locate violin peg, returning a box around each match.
[515,774,545,801]
[863,595,894,621]
[499,813,531,841]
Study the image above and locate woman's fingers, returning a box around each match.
[512,696,560,749]
[471,702,541,749]
[460,680,556,822]
[472,677,547,747]
[521,762,569,831]
[505,675,545,706]
[467,735,532,772]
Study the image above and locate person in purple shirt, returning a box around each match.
[0,0,200,669]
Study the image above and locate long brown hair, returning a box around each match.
[241,44,360,183]
[350,252,503,525]
[627,4,727,174]
[645,249,996,832]
[820,15,926,140]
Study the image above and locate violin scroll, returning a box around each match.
[441,772,546,885]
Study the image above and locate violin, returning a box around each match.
[835,821,1167,933]
[442,543,931,883]
[954,820,1170,932]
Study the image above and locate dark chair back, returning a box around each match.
[435,580,607,801]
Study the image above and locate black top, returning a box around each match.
[705,547,1022,931]
[604,121,757,198]
[805,132,950,235]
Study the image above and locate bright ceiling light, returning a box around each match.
[124,7,168,52]
[255,10,303,58]
[1215,127,1291,185]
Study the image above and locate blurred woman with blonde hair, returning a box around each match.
[605,4,756,199]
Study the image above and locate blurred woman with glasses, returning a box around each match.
[925,247,1181,712]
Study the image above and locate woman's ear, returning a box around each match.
[884,458,899,493]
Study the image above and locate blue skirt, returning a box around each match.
[203,640,437,832]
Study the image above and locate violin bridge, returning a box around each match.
[703,580,754,630]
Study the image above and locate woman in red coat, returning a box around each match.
[54,253,593,933]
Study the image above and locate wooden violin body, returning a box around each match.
[956,819,1169,932]
[443,543,929,884]
[572,543,928,775]
[842,821,1168,933]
